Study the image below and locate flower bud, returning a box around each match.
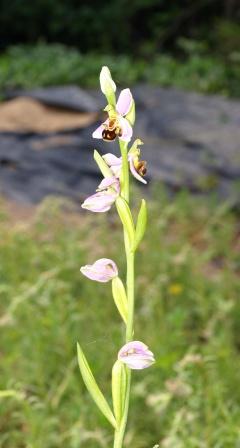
[100,66,116,106]
[80,258,118,283]
[81,190,117,213]
[118,341,155,370]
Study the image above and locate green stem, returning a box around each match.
[119,140,129,203]
[126,251,134,343]
[113,140,135,448]
[113,370,131,448]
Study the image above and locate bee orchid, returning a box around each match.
[78,67,152,447]
[93,89,133,143]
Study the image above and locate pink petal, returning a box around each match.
[116,89,133,116]
[129,155,147,184]
[92,119,109,139]
[103,153,122,167]
[119,341,148,354]
[118,116,133,143]
[118,341,155,370]
[81,191,116,212]
[111,165,122,178]
[103,153,122,178]
[97,176,120,192]
[80,258,118,282]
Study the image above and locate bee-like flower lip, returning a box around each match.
[92,89,133,143]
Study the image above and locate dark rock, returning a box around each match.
[0,85,240,205]
[4,86,100,112]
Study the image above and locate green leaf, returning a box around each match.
[77,343,116,428]
[112,360,127,428]
[112,277,128,324]
[94,150,113,178]
[115,196,135,247]
[0,390,19,399]
[133,199,147,250]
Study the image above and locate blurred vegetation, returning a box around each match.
[0,188,240,447]
[0,1,239,96]
[0,0,239,56]
[0,40,240,97]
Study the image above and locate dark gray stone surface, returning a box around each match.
[5,86,99,112]
[1,85,239,205]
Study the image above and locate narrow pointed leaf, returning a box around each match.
[116,197,135,246]
[0,390,19,398]
[112,361,127,428]
[112,277,128,324]
[77,343,116,428]
[134,199,147,250]
[94,150,113,178]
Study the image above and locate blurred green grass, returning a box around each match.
[0,43,240,97]
[0,188,240,447]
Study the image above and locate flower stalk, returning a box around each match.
[77,66,155,448]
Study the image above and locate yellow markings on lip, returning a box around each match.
[102,117,122,141]
[126,349,136,355]
[133,158,147,177]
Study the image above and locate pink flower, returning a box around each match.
[80,258,118,282]
[92,89,133,143]
[97,175,120,193]
[103,153,122,178]
[102,150,147,185]
[118,341,155,370]
[81,176,119,213]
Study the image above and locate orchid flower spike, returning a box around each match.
[81,176,119,213]
[93,89,133,143]
[118,341,155,370]
[80,258,118,282]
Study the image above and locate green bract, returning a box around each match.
[134,199,147,250]
[112,277,128,323]
[77,343,116,429]
[112,360,127,428]
[94,149,113,178]
[115,197,135,248]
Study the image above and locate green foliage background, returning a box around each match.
[0,2,240,445]
[0,0,240,96]
[0,189,240,447]
[0,0,239,55]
